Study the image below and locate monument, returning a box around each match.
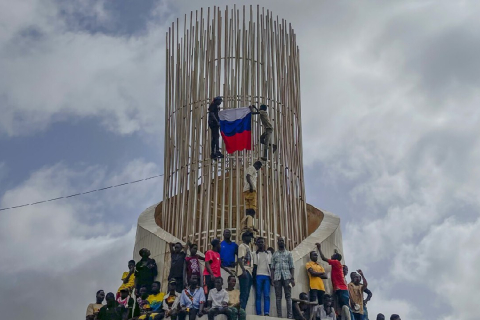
[134,5,345,317]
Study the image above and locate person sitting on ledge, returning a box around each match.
[318,294,336,320]
[117,260,136,299]
[134,286,151,319]
[116,288,134,319]
[163,279,181,320]
[135,248,158,294]
[97,292,125,320]
[86,290,105,320]
[226,275,246,320]
[140,281,165,320]
[292,292,317,320]
[204,277,229,320]
[179,275,206,320]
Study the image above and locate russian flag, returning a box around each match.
[219,107,252,154]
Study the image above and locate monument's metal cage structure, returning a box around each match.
[160,5,307,252]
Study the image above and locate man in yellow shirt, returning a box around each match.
[117,260,136,297]
[306,251,328,305]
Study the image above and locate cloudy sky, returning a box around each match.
[1,0,479,319]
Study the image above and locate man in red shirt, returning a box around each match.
[316,243,350,311]
[204,239,222,296]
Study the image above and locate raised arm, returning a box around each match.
[315,243,329,262]
[363,288,372,304]
[249,105,260,115]
[357,269,368,289]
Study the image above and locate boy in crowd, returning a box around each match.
[86,290,105,320]
[237,232,254,310]
[205,277,230,320]
[221,229,238,272]
[169,242,187,293]
[203,239,222,296]
[253,236,272,316]
[226,275,246,320]
[134,286,150,319]
[116,288,134,319]
[316,243,349,311]
[292,292,317,320]
[179,275,206,320]
[163,279,181,320]
[242,161,263,232]
[271,236,295,319]
[97,292,125,320]
[185,242,204,285]
[318,294,336,320]
[306,250,328,305]
[348,271,368,320]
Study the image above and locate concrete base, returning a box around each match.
[134,203,344,317]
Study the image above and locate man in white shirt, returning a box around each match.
[318,294,336,320]
[253,236,272,316]
[205,277,229,320]
[241,161,263,232]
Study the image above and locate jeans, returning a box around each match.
[336,290,350,308]
[309,289,325,305]
[255,275,271,315]
[352,313,364,320]
[274,278,292,318]
[239,272,253,310]
[210,125,220,155]
[227,307,246,320]
[178,308,199,320]
[208,308,229,320]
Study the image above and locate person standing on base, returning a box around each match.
[169,242,187,293]
[306,250,328,305]
[249,104,277,161]
[208,96,224,160]
[271,237,295,319]
[316,243,349,311]
[237,232,254,310]
[220,229,238,273]
[253,236,272,316]
[203,239,222,296]
[348,271,368,320]
[241,161,263,233]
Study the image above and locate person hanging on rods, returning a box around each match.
[249,104,277,161]
[208,96,225,160]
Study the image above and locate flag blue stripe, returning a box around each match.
[220,113,252,137]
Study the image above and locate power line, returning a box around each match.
[0,174,164,212]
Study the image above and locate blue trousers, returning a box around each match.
[239,271,253,310]
[255,275,271,315]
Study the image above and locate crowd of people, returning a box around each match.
[85,232,401,320]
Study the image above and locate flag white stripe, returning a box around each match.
[218,107,251,122]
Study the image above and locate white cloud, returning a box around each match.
[0,0,173,137]
[0,159,161,319]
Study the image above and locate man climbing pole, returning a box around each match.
[208,96,225,160]
[241,161,263,233]
[249,104,277,161]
